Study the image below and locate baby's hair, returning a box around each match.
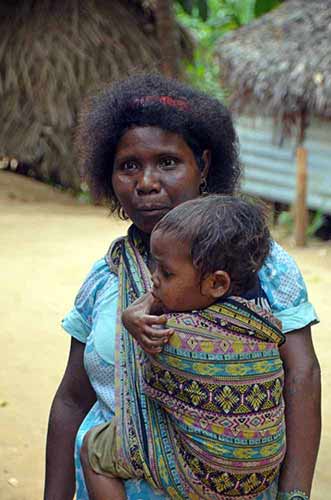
[153,195,271,295]
[76,73,241,215]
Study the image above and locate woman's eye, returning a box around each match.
[159,157,177,169]
[120,160,138,172]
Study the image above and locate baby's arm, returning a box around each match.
[122,292,174,354]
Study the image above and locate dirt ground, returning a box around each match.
[0,172,330,500]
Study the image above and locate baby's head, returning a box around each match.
[150,195,270,312]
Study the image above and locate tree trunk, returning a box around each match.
[154,0,180,78]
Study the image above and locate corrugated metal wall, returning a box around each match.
[236,116,331,213]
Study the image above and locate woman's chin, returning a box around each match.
[134,210,170,234]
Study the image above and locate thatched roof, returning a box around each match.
[216,0,331,130]
[0,0,191,190]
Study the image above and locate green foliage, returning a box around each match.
[176,0,209,21]
[77,181,92,204]
[77,190,92,204]
[175,0,282,98]
[254,0,282,17]
[306,210,324,238]
[277,210,294,236]
[277,209,325,239]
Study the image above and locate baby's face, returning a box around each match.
[150,230,214,312]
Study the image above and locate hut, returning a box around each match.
[216,0,331,242]
[0,0,191,190]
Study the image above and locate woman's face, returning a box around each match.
[112,126,208,234]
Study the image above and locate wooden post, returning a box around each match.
[294,146,308,247]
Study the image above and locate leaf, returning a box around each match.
[197,0,209,21]
[254,0,281,18]
[176,0,209,20]
[236,0,256,25]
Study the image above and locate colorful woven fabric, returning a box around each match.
[106,227,287,499]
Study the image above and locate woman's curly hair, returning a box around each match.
[76,73,241,215]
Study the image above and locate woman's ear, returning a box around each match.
[201,271,231,299]
[201,149,211,179]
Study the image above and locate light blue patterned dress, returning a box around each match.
[62,241,318,500]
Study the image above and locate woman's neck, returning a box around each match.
[130,225,155,270]
[139,230,157,272]
[138,229,151,252]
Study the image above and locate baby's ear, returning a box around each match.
[201,271,231,299]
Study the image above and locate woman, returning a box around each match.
[44,74,321,500]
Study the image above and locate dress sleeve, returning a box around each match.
[258,241,319,333]
[61,258,111,343]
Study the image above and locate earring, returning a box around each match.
[199,178,208,195]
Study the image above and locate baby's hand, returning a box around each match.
[122,292,174,354]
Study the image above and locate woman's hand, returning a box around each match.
[122,292,174,354]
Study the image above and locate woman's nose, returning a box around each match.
[136,166,161,195]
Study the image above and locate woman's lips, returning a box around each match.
[137,204,169,210]
[136,207,169,215]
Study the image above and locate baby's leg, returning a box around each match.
[80,431,126,500]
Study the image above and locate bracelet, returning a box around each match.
[277,490,309,500]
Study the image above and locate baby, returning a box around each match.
[81,195,286,500]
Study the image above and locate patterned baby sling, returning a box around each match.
[107,227,286,500]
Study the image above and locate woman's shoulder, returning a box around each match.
[258,241,318,332]
[264,239,295,264]
[85,256,114,280]
[74,257,119,312]
[62,257,119,342]
[260,240,303,283]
